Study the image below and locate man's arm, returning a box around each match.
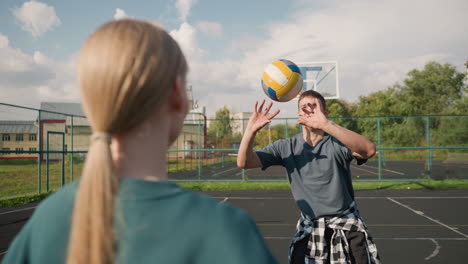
[237,100,280,168]
[298,98,376,159]
[237,129,262,168]
[321,122,376,159]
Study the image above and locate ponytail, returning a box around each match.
[67,135,117,264]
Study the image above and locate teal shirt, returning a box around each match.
[3,179,278,264]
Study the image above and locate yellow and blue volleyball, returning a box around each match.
[261,59,303,102]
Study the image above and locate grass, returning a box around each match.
[0,160,84,198]
[1,180,467,208]
[0,157,237,198]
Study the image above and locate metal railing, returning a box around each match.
[1,102,467,199]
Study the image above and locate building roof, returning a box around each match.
[40,102,85,120]
[38,102,205,126]
[0,120,38,134]
[184,110,205,125]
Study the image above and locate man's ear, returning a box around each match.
[169,76,188,114]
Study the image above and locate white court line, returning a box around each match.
[0,206,37,216]
[212,167,239,177]
[263,237,468,241]
[214,196,468,200]
[387,197,468,238]
[425,239,440,261]
[257,223,468,227]
[214,197,290,200]
[352,164,405,176]
[351,165,378,175]
[0,251,7,256]
[362,164,406,175]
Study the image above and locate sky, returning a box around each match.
[0,0,467,119]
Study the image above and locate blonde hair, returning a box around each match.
[67,19,187,264]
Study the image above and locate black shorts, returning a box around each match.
[290,227,369,264]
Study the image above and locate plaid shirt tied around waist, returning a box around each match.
[288,201,381,264]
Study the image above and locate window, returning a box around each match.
[29,134,37,141]
[29,147,37,153]
[15,147,24,154]
[2,134,10,141]
[1,148,10,155]
[16,134,24,141]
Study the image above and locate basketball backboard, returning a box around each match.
[296,61,339,99]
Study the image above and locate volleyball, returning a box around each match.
[261,59,303,102]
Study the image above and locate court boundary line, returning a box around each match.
[2,196,468,214]
[387,197,468,238]
[263,237,468,241]
[0,206,37,216]
[425,239,440,261]
[257,223,468,227]
[361,164,406,175]
[212,167,239,177]
[212,196,468,200]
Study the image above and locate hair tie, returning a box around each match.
[90,132,112,144]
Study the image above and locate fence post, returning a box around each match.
[37,110,42,194]
[70,116,74,181]
[377,119,382,181]
[426,116,432,180]
[62,133,65,186]
[221,152,225,168]
[46,132,50,192]
[197,118,202,180]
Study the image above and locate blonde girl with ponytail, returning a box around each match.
[3,19,277,264]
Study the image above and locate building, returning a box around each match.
[230,112,252,135]
[0,121,38,159]
[39,102,90,160]
[167,85,207,159]
[1,86,207,161]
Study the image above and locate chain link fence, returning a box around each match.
[1,102,467,199]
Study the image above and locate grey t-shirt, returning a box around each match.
[256,133,363,219]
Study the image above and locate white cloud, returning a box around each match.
[176,0,197,22]
[196,21,223,38]
[114,8,129,20]
[0,34,9,48]
[12,1,61,37]
[0,33,79,109]
[4,0,467,119]
[170,22,205,62]
[184,0,468,116]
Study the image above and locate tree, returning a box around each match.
[207,106,233,148]
[327,99,357,132]
[353,61,467,147]
[398,61,466,115]
[270,123,301,139]
[254,125,279,149]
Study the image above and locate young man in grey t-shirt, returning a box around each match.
[237,90,381,264]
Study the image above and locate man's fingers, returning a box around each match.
[264,102,273,114]
[254,101,258,112]
[258,99,266,113]
[267,109,280,119]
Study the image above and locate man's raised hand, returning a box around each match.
[246,99,280,133]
